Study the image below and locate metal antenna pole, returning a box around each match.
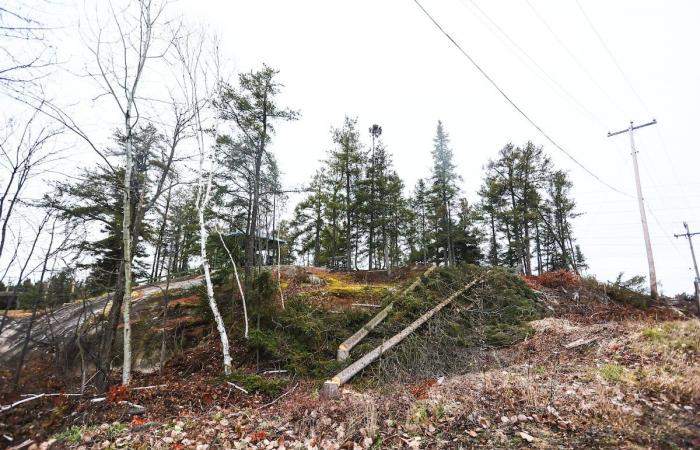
[608,119,658,298]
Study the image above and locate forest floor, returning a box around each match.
[1,267,699,449]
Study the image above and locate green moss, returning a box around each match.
[241,265,540,385]
[225,371,287,396]
[51,423,126,444]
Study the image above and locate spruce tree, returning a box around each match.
[429,121,460,266]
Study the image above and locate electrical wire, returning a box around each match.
[460,0,604,128]
[458,0,631,169]
[411,0,632,197]
[573,0,651,116]
[524,0,629,118]
[572,0,692,209]
[646,202,687,258]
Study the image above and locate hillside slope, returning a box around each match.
[1,266,698,449]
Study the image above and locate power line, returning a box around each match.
[458,0,632,169]
[573,0,651,116]
[653,126,693,207]
[572,1,691,208]
[459,0,604,128]
[524,0,628,117]
[646,202,686,259]
[410,0,631,197]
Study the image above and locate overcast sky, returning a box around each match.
[7,0,700,295]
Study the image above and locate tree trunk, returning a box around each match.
[489,211,498,266]
[345,167,352,271]
[323,273,485,398]
[445,199,454,266]
[159,252,172,374]
[198,154,232,375]
[336,264,436,361]
[120,105,134,386]
[245,152,262,288]
[13,219,56,390]
[217,227,248,338]
[151,189,171,282]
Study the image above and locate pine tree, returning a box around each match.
[541,169,583,273]
[329,116,363,270]
[411,179,431,264]
[215,64,298,291]
[478,142,585,275]
[289,171,325,265]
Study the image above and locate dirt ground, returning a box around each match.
[1,269,699,449]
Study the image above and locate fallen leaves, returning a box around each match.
[409,379,437,400]
[106,385,129,404]
[131,416,146,426]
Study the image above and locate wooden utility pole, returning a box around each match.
[608,119,658,298]
[674,222,700,312]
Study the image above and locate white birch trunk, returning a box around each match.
[121,103,133,386]
[175,31,232,375]
[217,227,248,338]
[198,144,232,374]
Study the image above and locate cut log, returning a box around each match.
[336,264,436,361]
[322,274,485,398]
[337,303,393,361]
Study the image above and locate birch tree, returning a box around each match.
[0,0,56,93]
[174,33,232,374]
[33,0,175,387]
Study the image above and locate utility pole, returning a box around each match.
[674,222,700,313]
[608,119,658,298]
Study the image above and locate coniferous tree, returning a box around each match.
[429,121,460,266]
[329,117,363,270]
[215,64,298,291]
[290,171,325,266]
[477,142,585,274]
[411,179,431,264]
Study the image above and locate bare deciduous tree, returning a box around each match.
[0,1,56,91]
[174,32,232,375]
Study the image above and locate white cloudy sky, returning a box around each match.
[5,0,700,295]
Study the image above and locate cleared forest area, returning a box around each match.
[2,0,700,449]
[1,266,698,449]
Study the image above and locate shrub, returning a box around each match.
[523,270,581,289]
[607,273,649,308]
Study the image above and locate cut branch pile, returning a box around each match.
[322,273,486,398]
[336,264,436,361]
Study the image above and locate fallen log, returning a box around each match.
[322,273,486,399]
[336,264,436,361]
